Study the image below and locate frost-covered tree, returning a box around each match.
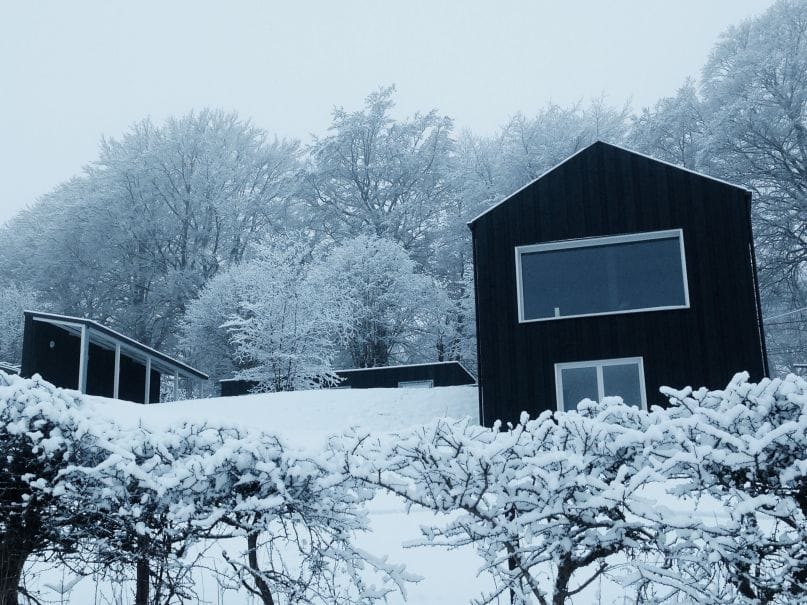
[223,235,350,391]
[309,235,446,368]
[700,0,807,289]
[698,1,807,373]
[0,283,49,365]
[304,86,454,266]
[0,110,300,350]
[629,79,708,170]
[494,99,631,198]
[180,261,266,389]
[626,1,807,373]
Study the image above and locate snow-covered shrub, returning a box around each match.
[645,373,807,604]
[63,410,416,605]
[212,432,416,605]
[0,372,110,605]
[65,422,253,603]
[342,400,663,605]
[343,373,807,605]
[0,372,415,605]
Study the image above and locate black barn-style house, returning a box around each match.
[469,141,767,427]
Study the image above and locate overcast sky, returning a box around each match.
[0,0,775,224]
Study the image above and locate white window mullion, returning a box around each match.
[144,357,152,404]
[596,365,605,400]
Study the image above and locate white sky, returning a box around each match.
[0,0,775,224]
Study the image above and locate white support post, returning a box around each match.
[77,326,89,394]
[144,357,152,404]
[113,344,121,400]
[173,370,179,401]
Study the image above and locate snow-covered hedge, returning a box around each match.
[0,373,411,605]
[343,372,807,605]
[2,371,805,605]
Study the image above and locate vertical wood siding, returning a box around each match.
[471,142,767,426]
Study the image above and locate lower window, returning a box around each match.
[554,357,646,411]
[398,379,434,389]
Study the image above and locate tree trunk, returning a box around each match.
[553,559,573,605]
[135,558,150,605]
[0,539,31,605]
[246,532,275,605]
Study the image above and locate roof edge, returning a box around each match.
[467,140,752,226]
[24,310,208,380]
[334,359,476,380]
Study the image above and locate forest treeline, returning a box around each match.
[1,0,805,387]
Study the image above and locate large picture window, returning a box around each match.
[555,357,647,411]
[516,229,689,322]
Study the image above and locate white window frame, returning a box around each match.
[554,356,647,412]
[398,379,434,389]
[515,229,690,323]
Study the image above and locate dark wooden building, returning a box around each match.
[335,361,477,389]
[469,141,767,426]
[21,311,208,403]
[218,361,477,396]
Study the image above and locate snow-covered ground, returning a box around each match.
[88,386,479,449]
[30,386,510,604]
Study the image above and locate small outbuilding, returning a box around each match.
[218,361,477,396]
[334,361,477,389]
[469,141,768,426]
[20,310,208,403]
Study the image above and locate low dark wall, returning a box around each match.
[337,363,476,388]
[220,379,258,397]
[218,363,476,396]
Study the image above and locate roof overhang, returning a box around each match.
[335,360,477,383]
[25,310,208,381]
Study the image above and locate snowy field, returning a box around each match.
[28,386,510,605]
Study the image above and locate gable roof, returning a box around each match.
[25,310,208,380]
[467,140,751,227]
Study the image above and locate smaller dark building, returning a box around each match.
[21,311,208,404]
[336,361,477,389]
[218,361,477,396]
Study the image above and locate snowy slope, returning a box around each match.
[87,385,479,447]
[33,386,503,605]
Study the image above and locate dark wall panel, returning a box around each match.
[338,363,477,389]
[472,142,767,427]
[86,342,115,398]
[218,363,477,396]
[21,320,80,390]
[116,356,161,404]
